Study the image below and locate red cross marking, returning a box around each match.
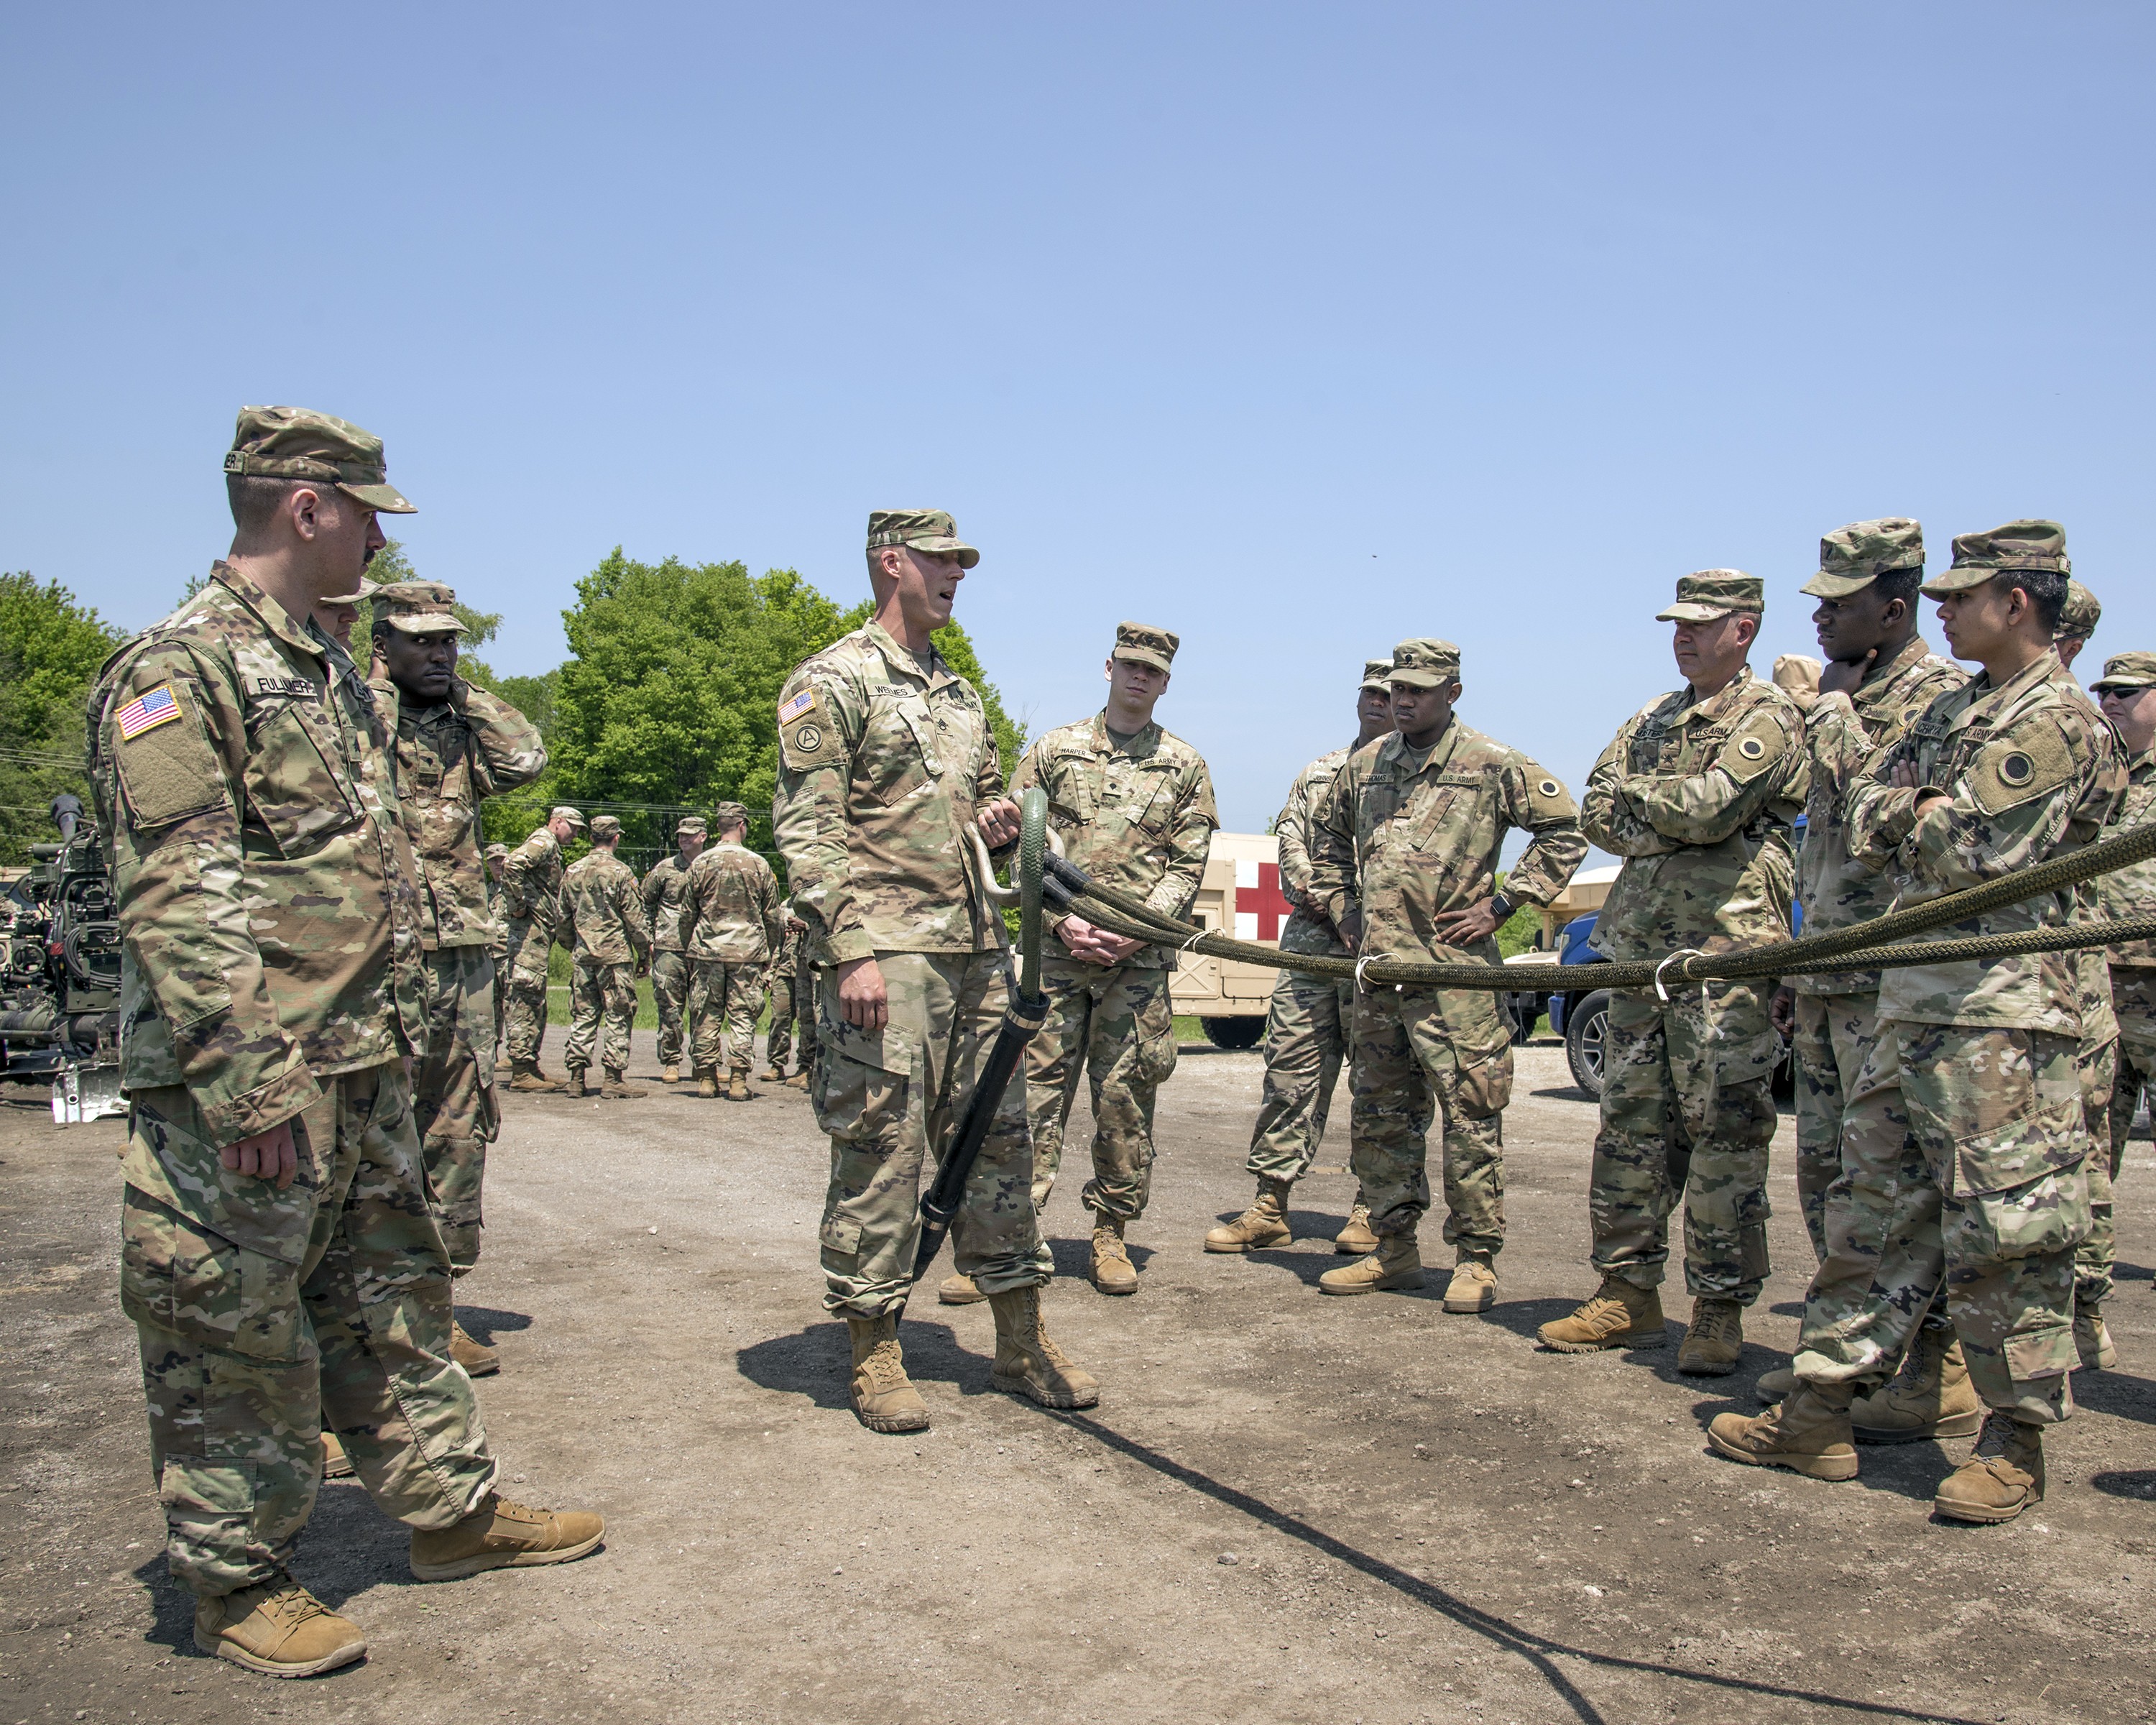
[1235,860,1293,942]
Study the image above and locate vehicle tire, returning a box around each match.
[1200,1015,1263,1051]
[1564,988,1612,1099]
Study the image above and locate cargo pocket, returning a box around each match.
[814,1019,916,1147]
[1432,992,1514,1117]
[1133,985,1179,1087]
[120,1190,303,1363]
[1949,1160,2092,1262]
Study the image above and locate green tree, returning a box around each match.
[0,574,126,864]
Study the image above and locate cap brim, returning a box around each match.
[905,535,979,569]
[1656,602,1736,622]
[1919,568,1998,597]
[1359,678,1392,692]
[339,480,416,514]
[2093,676,2156,691]
[318,576,382,605]
[1112,648,1174,673]
[1798,571,1879,599]
[1387,669,1450,689]
[384,612,464,635]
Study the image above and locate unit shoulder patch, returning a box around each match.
[1522,760,1577,821]
[1717,710,1788,784]
[1968,722,2076,817]
[778,684,847,772]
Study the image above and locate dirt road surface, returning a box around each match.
[4,1036,2154,1725]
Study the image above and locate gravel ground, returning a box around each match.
[3,1034,2154,1725]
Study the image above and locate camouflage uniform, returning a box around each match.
[1013,650,1219,1221]
[1579,576,1809,1306]
[90,530,495,1601]
[561,826,651,1080]
[1245,744,1358,1185]
[2079,653,2156,1310]
[765,903,821,1077]
[1795,525,2119,1426]
[501,822,569,1065]
[641,833,703,1072]
[484,843,510,1056]
[1311,643,1586,1259]
[1788,526,1966,1264]
[682,837,783,1078]
[369,586,547,1271]
[774,594,1050,1317]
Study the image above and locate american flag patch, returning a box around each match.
[779,688,816,724]
[115,684,181,741]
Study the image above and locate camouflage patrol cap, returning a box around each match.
[548,805,587,831]
[1360,658,1393,691]
[319,576,382,606]
[2091,650,2156,692]
[1112,622,1179,674]
[676,815,708,837]
[867,509,978,569]
[374,580,463,635]
[1657,571,1764,622]
[589,814,622,841]
[2055,579,2101,643]
[1800,519,1924,599]
[1922,520,2070,596]
[484,842,510,862]
[224,406,415,514]
[1388,639,1461,689]
[712,801,750,829]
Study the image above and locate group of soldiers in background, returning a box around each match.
[80,403,2156,1683]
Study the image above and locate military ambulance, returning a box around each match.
[1168,830,1289,1048]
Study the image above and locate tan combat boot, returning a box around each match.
[195,1575,368,1677]
[939,1271,986,1305]
[1851,1328,1981,1443]
[762,1064,786,1083]
[1537,1276,1667,1351]
[1090,1216,1139,1294]
[1677,1298,1745,1376]
[1442,1256,1498,1314]
[2076,1304,2118,1370]
[409,1493,607,1581]
[451,1319,500,1379]
[1334,1200,1378,1255]
[599,1068,645,1100]
[1707,1382,1859,1481]
[561,1067,589,1099]
[507,1060,560,1094]
[1318,1233,1425,1295]
[1204,1178,1293,1253]
[843,1312,931,1432]
[1933,1411,2045,1524]
[1754,1365,1800,1404]
[727,1069,754,1102]
[661,1064,681,1085]
[987,1285,1100,1408]
[319,1430,354,1480]
[697,1067,719,1098]
[786,1070,811,1090]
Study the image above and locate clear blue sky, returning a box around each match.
[4,4,2150,833]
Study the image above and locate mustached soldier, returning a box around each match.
[681,801,782,1099]
[560,814,652,1098]
[2085,653,2156,1372]
[367,580,547,1378]
[641,815,706,1083]
[91,406,599,1678]
[969,620,1219,1299]
[1206,659,1396,1257]
[1308,640,1587,1308]
[502,805,583,1090]
[1712,522,2119,1523]
[1756,522,1971,1436]
[1540,572,1809,1373]
[773,509,1094,1432]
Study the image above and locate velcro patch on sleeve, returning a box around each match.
[778,684,846,773]
[1968,722,2076,817]
[110,678,223,827]
[1717,712,1788,784]
[1522,761,1578,821]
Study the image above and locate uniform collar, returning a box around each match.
[212,561,330,666]
[1950,650,2066,730]
[865,620,954,690]
[1853,634,1938,703]
[1673,663,1754,724]
[1089,712,1163,758]
[1378,716,1460,773]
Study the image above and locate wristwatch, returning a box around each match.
[1488,892,1515,924]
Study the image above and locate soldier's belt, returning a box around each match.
[1033,821,2156,995]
